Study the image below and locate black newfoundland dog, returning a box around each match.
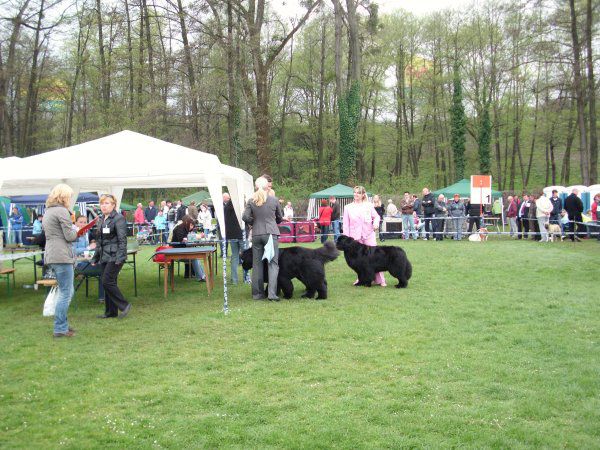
[240,241,339,299]
[336,235,412,288]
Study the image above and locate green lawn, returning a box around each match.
[1,239,599,448]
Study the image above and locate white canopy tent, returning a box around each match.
[0,130,254,233]
[0,131,255,313]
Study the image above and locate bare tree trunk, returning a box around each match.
[96,0,109,113]
[569,0,590,184]
[561,100,576,185]
[176,0,199,143]
[226,0,241,166]
[316,20,326,180]
[137,5,144,112]
[66,18,91,147]
[142,0,156,98]
[586,0,597,183]
[278,37,294,179]
[525,63,541,187]
[20,0,45,155]
[124,0,135,119]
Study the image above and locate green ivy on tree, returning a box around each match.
[450,64,466,181]
[477,102,491,174]
[339,80,361,185]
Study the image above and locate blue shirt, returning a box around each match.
[154,214,167,231]
[9,212,23,230]
[32,219,43,235]
[73,234,89,256]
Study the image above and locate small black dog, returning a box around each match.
[336,235,412,288]
[240,241,339,299]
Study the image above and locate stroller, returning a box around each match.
[136,224,153,245]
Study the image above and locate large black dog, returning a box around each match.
[240,242,339,299]
[336,235,412,288]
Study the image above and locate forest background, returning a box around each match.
[0,0,598,204]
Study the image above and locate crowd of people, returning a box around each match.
[378,187,599,242]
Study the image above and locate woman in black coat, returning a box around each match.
[92,194,131,319]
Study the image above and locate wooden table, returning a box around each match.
[154,247,216,298]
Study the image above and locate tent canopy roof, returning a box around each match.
[433,179,502,198]
[309,184,372,199]
[0,130,254,233]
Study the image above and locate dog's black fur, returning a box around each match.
[240,241,339,299]
[335,235,412,288]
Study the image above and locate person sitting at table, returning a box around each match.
[32,214,43,236]
[73,215,104,302]
[92,194,132,319]
[171,215,206,282]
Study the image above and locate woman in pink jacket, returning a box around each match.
[343,186,386,287]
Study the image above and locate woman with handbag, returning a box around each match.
[92,194,131,319]
[43,184,79,337]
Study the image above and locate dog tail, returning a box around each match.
[314,241,339,263]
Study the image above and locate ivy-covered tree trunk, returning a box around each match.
[339,80,361,185]
[477,103,491,174]
[450,64,466,181]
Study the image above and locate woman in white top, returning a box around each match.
[198,203,213,230]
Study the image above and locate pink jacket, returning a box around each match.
[134,208,145,224]
[343,201,380,245]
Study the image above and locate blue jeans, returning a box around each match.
[320,225,330,243]
[10,230,22,245]
[191,259,206,280]
[402,214,416,239]
[331,220,341,242]
[452,217,464,240]
[228,240,241,284]
[49,263,74,334]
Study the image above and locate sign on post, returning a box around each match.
[470,175,492,205]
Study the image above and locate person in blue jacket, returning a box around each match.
[32,214,43,236]
[9,207,23,245]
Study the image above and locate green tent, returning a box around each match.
[182,190,212,205]
[309,184,372,199]
[433,179,502,199]
[119,202,136,211]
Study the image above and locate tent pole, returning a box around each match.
[222,240,228,314]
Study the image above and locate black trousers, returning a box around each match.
[100,262,129,317]
[424,213,434,239]
[433,217,445,240]
[467,217,481,233]
[518,217,530,239]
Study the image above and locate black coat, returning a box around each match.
[93,210,128,264]
[550,197,562,216]
[223,201,243,240]
[330,202,340,221]
[171,223,189,247]
[422,193,435,215]
[564,194,583,218]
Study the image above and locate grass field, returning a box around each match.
[1,238,599,448]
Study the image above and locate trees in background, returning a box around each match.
[0,0,597,194]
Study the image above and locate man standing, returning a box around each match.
[187,201,199,221]
[549,190,562,225]
[166,201,177,233]
[8,206,23,245]
[564,189,584,241]
[536,192,553,242]
[448,194,466,240]
[399,192,415,240]
[329,196,341,242]
[433,194,448,241]
[144,201,158,244]
[506,196,518,238]
[421,188,435,240]
[517,194,531,239]
[176,200,187,221]
[223,193,243,284]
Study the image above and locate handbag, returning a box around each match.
[43,286,59,317]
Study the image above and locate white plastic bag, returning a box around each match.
[43,286,59,317]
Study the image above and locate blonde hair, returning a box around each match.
[373,194,381,207]
[353,186,367,202]
[100,194,117,205]
[46,184,74,208]
[253,177,269,207]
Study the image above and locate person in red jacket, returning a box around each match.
[318,199,333,243]
[591,193,600,241]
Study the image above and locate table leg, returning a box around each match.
[170,260,175,292]
[133,253,138,297]
[163,261,169,298]
[33,255,38,282]
[208,252,215,294]
[202,256,211,295]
